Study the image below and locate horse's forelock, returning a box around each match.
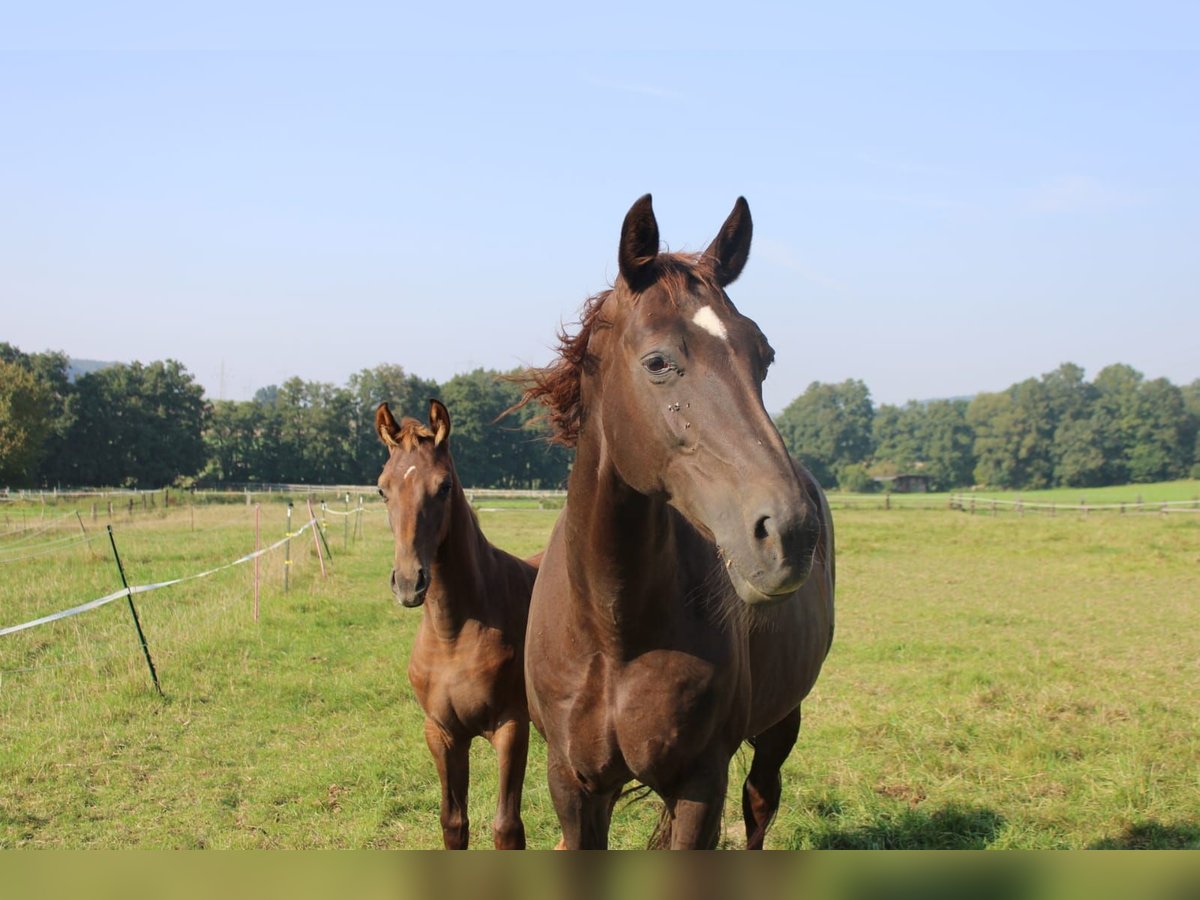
[512,252,724,448]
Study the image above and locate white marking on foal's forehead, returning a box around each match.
[403,465,417,481]
[691,305,728,341]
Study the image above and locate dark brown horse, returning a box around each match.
[517,195,835,849]
[375,399,539,849]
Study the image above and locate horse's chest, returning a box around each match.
[564,650,741,789]
[615,654,740,775]
[408,627,519,734]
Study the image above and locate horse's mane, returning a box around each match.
[512,252,722,447]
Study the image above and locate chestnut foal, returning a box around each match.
[375,399,539,849]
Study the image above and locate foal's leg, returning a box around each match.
[667,760,730,849]
[489,717,529,849]
[742,707,801,849]
[424,719,471,849]
[545,746,616,849]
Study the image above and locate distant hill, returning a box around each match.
[67,358,118,381]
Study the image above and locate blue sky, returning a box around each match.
[3,4,1198,414]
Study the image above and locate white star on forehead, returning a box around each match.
[403,465,417,480]
[692,305,728,341]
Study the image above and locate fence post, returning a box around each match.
[254,503,261,622]
[344,493,350,550]
[307,498,328,578]
[284,502,293,593]
[357,495,364,541]
[91,502,97,522]
[106,525,163,697]
[884,492,891,511]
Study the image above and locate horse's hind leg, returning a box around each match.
[490,718,528,849]
[742,707,801,849]
[425,719,471,849]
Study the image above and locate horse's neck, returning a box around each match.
[424,485,488,637]
[565,430,680,640]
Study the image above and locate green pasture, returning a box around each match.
[1,495,1198,849]
[824,478,1200,510]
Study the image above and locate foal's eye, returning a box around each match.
[436,479,452,497]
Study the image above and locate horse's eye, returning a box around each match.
[377,488,385,499]
[436,479,452,497]
[642,354,672,375]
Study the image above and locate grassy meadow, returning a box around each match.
[1,491,1198,849]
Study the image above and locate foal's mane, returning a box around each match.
[513,252,723,447]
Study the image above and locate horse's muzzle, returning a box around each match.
[391,567,429,608]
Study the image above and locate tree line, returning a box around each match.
[776,363,1200,491]
[1,343,569,490]
[3,343,1197,491]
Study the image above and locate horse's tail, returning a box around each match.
[613,783,671,849]
[646,804,672,850]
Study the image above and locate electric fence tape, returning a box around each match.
[0,517,317,637]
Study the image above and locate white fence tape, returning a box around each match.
[0,533,100,564]
[0,517,317,638]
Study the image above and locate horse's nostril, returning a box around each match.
[415,568,428,594]
[754,516,770,541]
[390,569,397,588]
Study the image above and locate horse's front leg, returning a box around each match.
[489,717,529,849]
[665,761,730,849]
[545,745,617,849]
[424,719,470,849]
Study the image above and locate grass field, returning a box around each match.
[823,478,1200,511]
[2,494,1198,849]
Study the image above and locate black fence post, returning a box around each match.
[106,525,163,697]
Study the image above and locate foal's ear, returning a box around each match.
[428,399,451,447]
[618,193,660,291]
[704,196,753,287]
[375,402,402,449]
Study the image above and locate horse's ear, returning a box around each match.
[704,196,753,287]
[618,193,660,291]
[376,402,402,449]
[429,398,451,447]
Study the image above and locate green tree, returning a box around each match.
[920,399,976,489]
[967,379,1055,489]
[1182,379,1200,477]
[60,360,210,487]
[776,379,874,489]
[204,400,268,482]
[1126,377,1191,482]
[439,369,570,489]
[0,343,74,485]
[0,359,53,485]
